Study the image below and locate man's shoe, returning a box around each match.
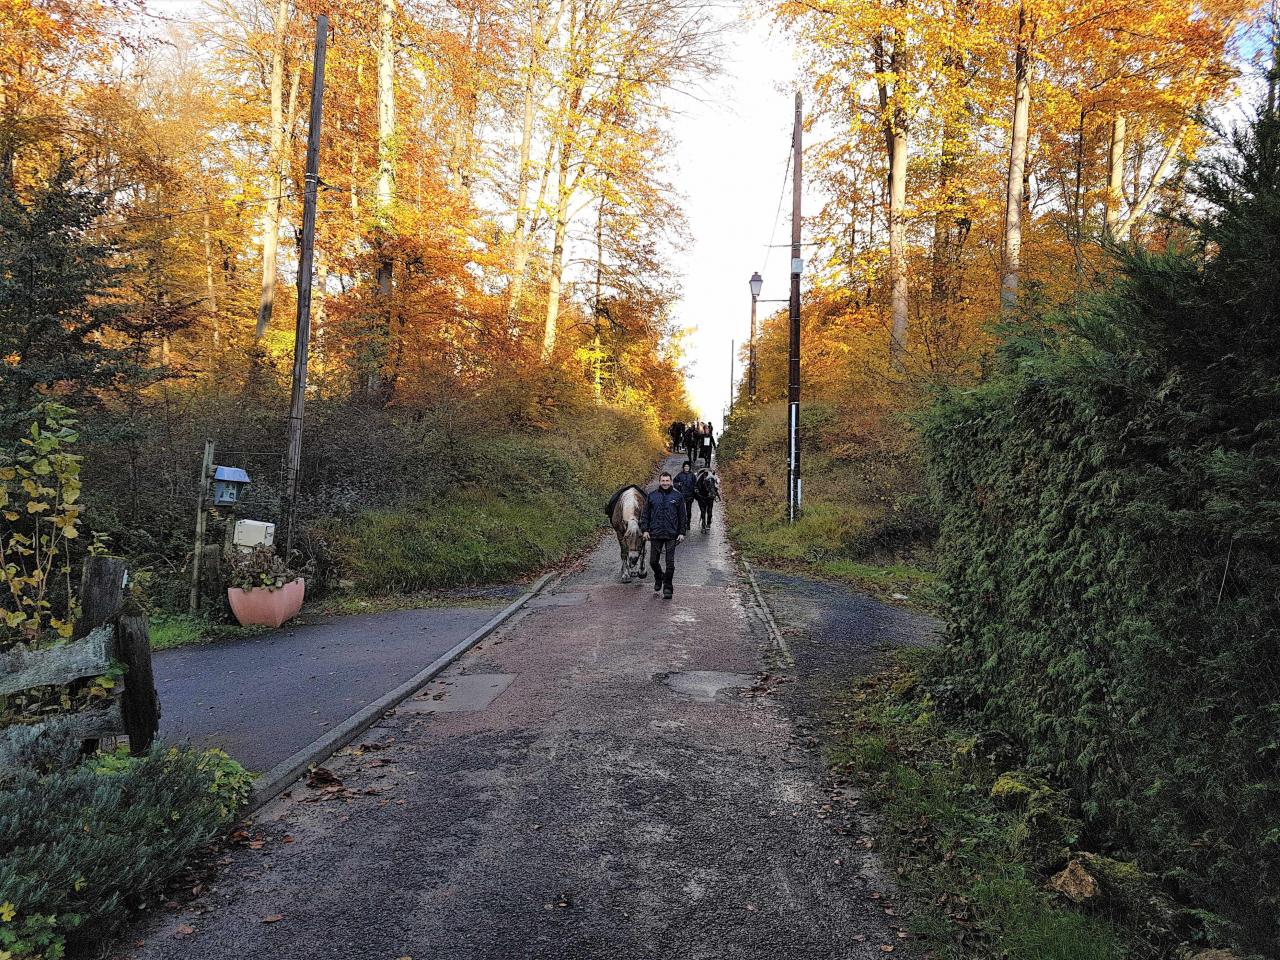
[663,587,673,600]
[653,578,663,593]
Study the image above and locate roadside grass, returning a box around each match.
[149,613,267,651]
[719,403,939,611]
[328,489,602,595]
[830,649,1139,960]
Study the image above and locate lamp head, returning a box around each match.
[749,271,763,298]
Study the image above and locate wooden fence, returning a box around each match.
[0,557,161,766]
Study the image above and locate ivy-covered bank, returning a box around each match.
[922,114,1280,952]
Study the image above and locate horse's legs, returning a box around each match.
[619,540,631,582]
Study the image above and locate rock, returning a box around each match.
[990,772,1036,805]
[1047,859,1100,902]
[890,592,909,601]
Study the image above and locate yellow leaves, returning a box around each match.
[0,901,13,922]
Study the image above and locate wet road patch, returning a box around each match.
[661,670,756,702]
[399,673,516,714]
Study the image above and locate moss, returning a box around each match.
[992,772,1037,805]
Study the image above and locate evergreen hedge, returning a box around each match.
[0,735,252,958]
[922,113,1280,949]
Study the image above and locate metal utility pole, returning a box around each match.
[787,92,803,523]
[284,15,329,559]
[749,271,761,402]
[189,439,215,613]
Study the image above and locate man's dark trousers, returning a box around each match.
[649,538,677,590]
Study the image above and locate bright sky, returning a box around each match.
[666,13,801,425]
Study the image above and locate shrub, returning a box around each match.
[0,735,251,958]
[922,112,1280,949]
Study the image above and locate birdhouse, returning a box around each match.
[211,466,251,506]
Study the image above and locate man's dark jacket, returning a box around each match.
[673,470,697,498]
[642,486,688,539]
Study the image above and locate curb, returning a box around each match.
[740,558,794,666]
[245,571,557,814]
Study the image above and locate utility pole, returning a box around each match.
[749,271,762,402]
[189,439,215,613]
[284,15,329,559]
[787,91,803,523]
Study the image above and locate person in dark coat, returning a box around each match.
[698,424,716,468]
[673,460,697,526]
[669,420,685,452]
[642,471,687,599]
[683,424,698,465]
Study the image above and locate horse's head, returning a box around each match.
[623,519,645,573]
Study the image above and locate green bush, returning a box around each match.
[0,736,251,959]
[922,113,1280,949]
[326,402,660,594]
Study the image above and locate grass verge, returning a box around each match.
[149,613,267,651]
[827,648,1209,960]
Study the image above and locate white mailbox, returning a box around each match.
[232,519,275,551]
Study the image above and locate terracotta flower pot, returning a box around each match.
[227,578,306,629]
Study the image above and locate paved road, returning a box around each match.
[125,455,932,960]
[156,604,515,772]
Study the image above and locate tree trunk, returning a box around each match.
[542,181,570,360]
[202,208,219,348]
[1000,1,1032,312]
[1105,112,1126,239]
[255,0,290,340]
[508,0,545,322]
[874,29,910,366]
[369,0,396,401]
[1114,121,1187,241]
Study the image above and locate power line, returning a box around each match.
[760,143,794,278]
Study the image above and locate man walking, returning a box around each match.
[673,459,697,528]
[642,470,687,600]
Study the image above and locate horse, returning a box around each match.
[609,485,649,582]
[693,469,721,532]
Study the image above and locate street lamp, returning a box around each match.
[748,271,762,401]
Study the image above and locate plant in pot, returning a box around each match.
[224,546,305,628]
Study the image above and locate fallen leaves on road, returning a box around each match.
[306,766,342,788]
[262,914,284,924]
[173,925,195,938]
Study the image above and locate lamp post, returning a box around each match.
[748,271,762,402]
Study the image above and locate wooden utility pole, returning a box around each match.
[189,439,215,613]
[787,92,803,523]
[284,15,329,559]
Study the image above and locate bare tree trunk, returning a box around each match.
[508,0,546,322]
[874,30,910,366]
[369,0,396,400]
[255,0,290,339]
[1000,1,1032,312]
[1114,122,1187,241]
[202,208,219,348]
[1104,112,1126,239]
[542,154,570,360]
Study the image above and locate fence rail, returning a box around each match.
[1,557,160,768]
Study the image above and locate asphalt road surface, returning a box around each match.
[123,455,935,960]
[155,604,512,772]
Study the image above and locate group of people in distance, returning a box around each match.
[669,420,716,468]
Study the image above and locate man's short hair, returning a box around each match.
[682,460,691,468]
[659,471,672,479]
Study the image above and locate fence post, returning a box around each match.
[115,597,160,755]
[74,556,127,639]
